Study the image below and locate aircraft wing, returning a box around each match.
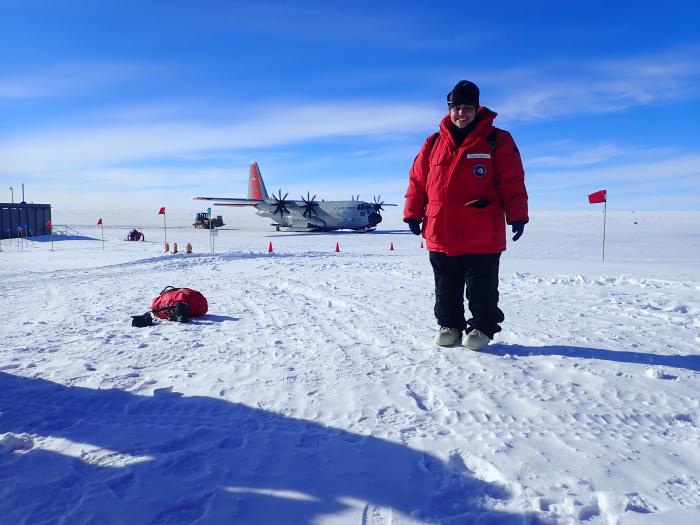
[193,197,261,207]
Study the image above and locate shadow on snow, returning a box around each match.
[484,344,700,374]
[264,229,412,238]
[0,372,547,525]
[16,235,98,242]
[193,314,241,324]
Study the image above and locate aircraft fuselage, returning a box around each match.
[193,162,394,232]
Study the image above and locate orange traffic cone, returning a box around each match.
[268,241,273,253]
[390,242,394,251]
[335,242,340,252]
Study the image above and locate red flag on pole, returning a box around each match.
[588,190,607,204]
[159,207,167,244]
[588,190,608,262]
[97,218,103,225]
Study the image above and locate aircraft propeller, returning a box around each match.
[371,195,386,213]
[301,192,318,218]
[271,189,290,217]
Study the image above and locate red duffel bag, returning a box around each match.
[151,286,208,319]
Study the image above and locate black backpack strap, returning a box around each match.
[152,305,177,314]
[428,131,439,148]
[159,286,180,295]
[411,131,440,167]
[487,129,498,152]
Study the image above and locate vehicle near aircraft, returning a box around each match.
[193,212,224,229]
[193,162,396,232]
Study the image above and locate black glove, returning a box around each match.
[510,220,526,241]
[405,219,422,235]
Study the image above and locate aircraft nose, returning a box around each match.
[368,212,382,226]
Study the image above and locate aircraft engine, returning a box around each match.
[368,195,386,226]
[272,189,291,217]
[368,212,382,226]
[301,192,318,218]
[371,195,386,213]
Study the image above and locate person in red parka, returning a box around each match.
[403,80,528,350]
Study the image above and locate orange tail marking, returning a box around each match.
[249,163,264,200]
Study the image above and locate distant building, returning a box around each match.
[0,203,52,239]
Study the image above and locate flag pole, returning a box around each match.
[101,223,104,251]
[163,212,167,245]
[208,207,213,255]
[602,198,607,262]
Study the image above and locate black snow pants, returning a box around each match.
[429,251,505,339]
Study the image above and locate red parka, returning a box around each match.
[404,108,528,255]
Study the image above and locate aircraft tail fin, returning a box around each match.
[248,162,269,201]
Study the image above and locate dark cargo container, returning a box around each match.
[0,203,52,239]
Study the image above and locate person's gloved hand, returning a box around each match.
[510,220,526,241]
[405,219,422,235]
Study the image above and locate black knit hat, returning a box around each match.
[447,80,480,109]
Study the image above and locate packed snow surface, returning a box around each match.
[1,211,699,524]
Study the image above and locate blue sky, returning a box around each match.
[1,0,699,218]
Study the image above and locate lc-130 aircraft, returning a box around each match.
[194,162,396,232]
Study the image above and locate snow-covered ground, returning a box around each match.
[1,211,699,525]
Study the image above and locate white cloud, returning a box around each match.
[487,49,700,122]
[528,154,700,191]
[0,62,146,99]
[0,102,439,173]
[523,141,684,170]
[527,144,627,169]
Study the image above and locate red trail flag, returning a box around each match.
[97,218,105,250]
[588,190,607,204]
[588,190,608,261]
[159,207,167,244]
[47,220,54,251]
